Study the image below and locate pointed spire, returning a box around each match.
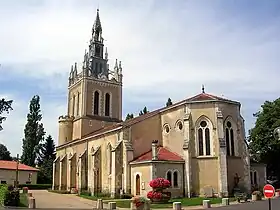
[114,59,118,70]
[92,9,102,36]
[202,84,205,93]
[118,61,122,74]
[105,47,108,60]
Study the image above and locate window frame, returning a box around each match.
[196,119,213,157]
[225,120,235,156]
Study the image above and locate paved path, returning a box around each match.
[29,190,280,210]
[30,190,99,209]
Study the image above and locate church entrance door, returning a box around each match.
[136,174,140,195]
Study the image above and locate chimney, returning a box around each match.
[152,140,158,160]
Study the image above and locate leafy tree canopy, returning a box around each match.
[0,143,12,161]
[0,98,13,131]
[21,95,45,167]
[248,97,280,178]
[166,98,173,107]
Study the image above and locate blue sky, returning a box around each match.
[0,0,280,156]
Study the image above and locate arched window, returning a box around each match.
[250,170,258,186]
[93,91,99,115]
[72,95,76,116]
[107,144,112,175]
[76,92,80,116]
[225,121,235,156]
[173,171,178,187]
[105,93,110,116]
[197,120,211,156]
[167,171,172,186]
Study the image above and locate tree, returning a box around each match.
[0,98,13,131]
[21,95,45,167]
[139,107,148,116]
[125,113,134,120]
[166,98,173,107]
[0,144,12,161]
[37,135,56,184]
[248,98,280,179]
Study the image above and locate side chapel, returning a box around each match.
[53,9,266,198]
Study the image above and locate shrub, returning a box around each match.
[132,196,149,207]
[252,191,262,196]
[121,193,133,199]
[0,185,20,207]
[18,184,52,190]
[0,185,7,206]
[149,178,170,189]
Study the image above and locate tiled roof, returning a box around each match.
[131,146,184,163]
[82,110,161,139]
[58,91,239,148]
[0,160,39,171]
[185,93,240,104]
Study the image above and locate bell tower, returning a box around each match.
[58,9,123,145]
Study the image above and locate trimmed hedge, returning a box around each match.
[18,184,52,190]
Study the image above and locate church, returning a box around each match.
[52,9,266,198]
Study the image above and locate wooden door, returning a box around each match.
[136,174,140,195]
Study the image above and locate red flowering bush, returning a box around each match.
[149,178,170,189]
[147,191,162,200]
[132,196,148,207]
[147,178,171,203]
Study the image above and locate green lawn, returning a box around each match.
[18,193,29,207]
[79,194,112,201]
[102,197,235,209]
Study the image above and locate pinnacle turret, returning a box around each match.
[68,8,123,87]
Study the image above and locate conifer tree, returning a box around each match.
[21,95,45,167]
[125,113,134,120]
[37,135,56,183]
[139,107,149,116]
[166,98,173,107]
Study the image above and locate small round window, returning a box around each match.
[200,121,207,127]
[226,121,232,128]
[164,124,170,133]
[177,121,183,130]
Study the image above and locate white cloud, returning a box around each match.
[0,0,280,155]
[0,94,64,156]
[1,0,279,92]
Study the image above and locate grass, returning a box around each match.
[79,194,112,201]
[18,193,29,207]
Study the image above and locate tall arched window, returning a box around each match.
[72,95,76,116]
[105,93,110,116]
[107,144,112,175]
[173,171,178,187]
[167,171,172,186]
[197,120,211,156]
[93,91,99,115]
[76,92,80,116]
[225,121,235,156]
